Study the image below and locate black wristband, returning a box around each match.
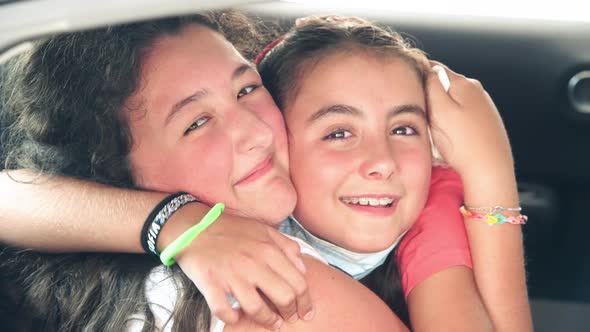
[141,192,199,256]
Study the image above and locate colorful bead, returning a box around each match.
[459,206,473,217]
[494,214,507,225]
[486,214,498,225]
[460,205,527,225]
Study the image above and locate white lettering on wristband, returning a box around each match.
[143,193,198,256]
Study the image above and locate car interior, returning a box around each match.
[1,0,589,330]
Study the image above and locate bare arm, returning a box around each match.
[225,256,409,332]
[401,167,493,331]
[428,62,533,331]
[0,169,314,328]
[461,164,531,331]
[0,169,168,252]
[408,266,492,332]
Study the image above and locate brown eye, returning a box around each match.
[237,85,259,98]
[323,129,352,140]
[184,116,210,135]
[391,126,418,136]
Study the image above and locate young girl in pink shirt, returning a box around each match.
[0,12,531,332]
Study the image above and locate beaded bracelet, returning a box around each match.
[460,205,527,226]
[141,192,199,256]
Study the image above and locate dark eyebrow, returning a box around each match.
[165,89,208,125]
[387,104,426,119]
[232,63,254,80]
[164,63,254,126]
[307,104,362,124]
[307,103,426,124]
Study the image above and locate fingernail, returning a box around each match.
[272,318,284,330]
[434,66,451,92]
[303,309,315,321]
[287,313,298,323]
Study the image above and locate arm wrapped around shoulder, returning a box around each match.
[397,166,473,298]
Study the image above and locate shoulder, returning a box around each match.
[430,166,463,193]
[396,166,472,298]
[224,256,408,332]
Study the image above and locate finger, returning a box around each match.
[430,61,490,106]
[254,267,300,323]
[198,278,240,325]
[264,231,314,321]
[256,234,310,318]
[429,61,469,102]
[294,271,314,321]
[230,278,283,330]
[265,250,314,322]
[429,60,466,82]
[266,229,306,274]
[426,68,458,109]
[267,231,314,316]
[433,65,451,92]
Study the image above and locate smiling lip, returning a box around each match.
[339,194,400,217]
[234,154,274,186]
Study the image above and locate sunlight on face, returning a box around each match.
[126,25,296,224]
[285,52,432,252]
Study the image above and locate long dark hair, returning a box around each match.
[257,15,431,325]
[0,11,260,332]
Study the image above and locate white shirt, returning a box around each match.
[127,235,327,332]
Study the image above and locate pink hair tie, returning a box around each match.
[255,35,285,65]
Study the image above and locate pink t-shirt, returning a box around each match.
[396,166,473,299]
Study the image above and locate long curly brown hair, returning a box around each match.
[0,11,262,332]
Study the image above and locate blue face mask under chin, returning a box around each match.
[280,216,407,280]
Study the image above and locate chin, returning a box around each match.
[343,233,401,253]
[257,187,297,225]
[255,206,294,226]
[271,179,298,214]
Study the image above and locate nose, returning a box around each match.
[232,106,274,154]
[359,138,397,180]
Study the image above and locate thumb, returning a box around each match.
[266,227,306,274]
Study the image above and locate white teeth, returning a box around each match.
[341,197,394,206]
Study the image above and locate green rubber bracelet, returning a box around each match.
[160,203,224,266]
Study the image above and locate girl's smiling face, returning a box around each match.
[126,25,296,224]
[285,51,432,252]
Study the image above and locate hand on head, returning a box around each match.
[426,61,514,178]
